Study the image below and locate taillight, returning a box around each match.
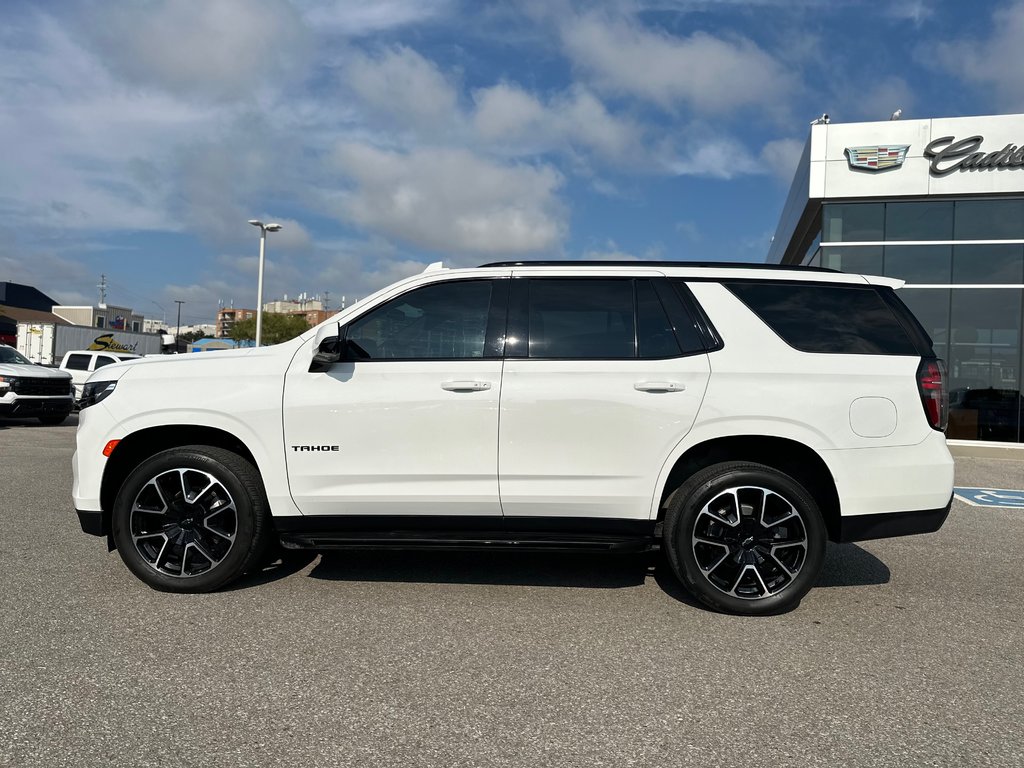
[917,358,948,432]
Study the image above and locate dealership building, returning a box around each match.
[769,113,1024,445]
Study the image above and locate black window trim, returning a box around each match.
[663,279,724,354]
[339,276,510,363]
[505,276,710,362]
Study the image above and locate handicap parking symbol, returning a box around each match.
[954,487,1024,508]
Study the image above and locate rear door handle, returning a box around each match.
[634,381,685,392]
[441,380,492,392]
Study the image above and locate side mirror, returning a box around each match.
[309,323,343,373]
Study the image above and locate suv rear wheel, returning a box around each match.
[111,446,270,592]
[664,461,826,615]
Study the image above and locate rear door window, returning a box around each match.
[93,356,118,369]
[526,279,635,359]
[724,281,920,355]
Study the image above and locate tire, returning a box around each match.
[111,446,271,593]
[663,461,826,615]
[38,414,68,426]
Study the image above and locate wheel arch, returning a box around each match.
[100,425,261,525]
[655,435,842,542]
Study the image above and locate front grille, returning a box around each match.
[12,379,71,396]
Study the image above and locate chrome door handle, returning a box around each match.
[634,381,685,392]
[441,380,492,392]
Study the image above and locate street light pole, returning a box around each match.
[248,219,283,347]
[174,299,185,353]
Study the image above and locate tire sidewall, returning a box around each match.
[667,464,827,615]
[112,448,259,592]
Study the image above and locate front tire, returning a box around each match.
[111,446,271,592]
[663,461,826,615]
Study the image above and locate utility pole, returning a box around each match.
[322,290,330,311]
[97,274,107,307]
[174,300,185,353]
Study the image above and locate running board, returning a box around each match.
[279,530,656,553]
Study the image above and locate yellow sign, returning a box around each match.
[87,334,139,353]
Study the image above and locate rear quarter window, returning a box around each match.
[723,281,921,355]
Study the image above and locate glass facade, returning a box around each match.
[810,199,1024,443]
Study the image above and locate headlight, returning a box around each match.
[80,380,117,409]
[0,375,17,390]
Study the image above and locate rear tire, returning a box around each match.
[663,461,826,615]
[111,446,271,592]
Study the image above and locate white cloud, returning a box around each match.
[299,0,453,35]
[662,134,761,179]
[759,138,805,183]
[472,83,644,165]
[933,3,1024,110]
[561,13,795,113]
[77,0,308,101]
[331,143,566,255]
[347,46,460,128]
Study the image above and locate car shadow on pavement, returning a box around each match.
[306,549,656,590]
[815,542,891,588]
[228,541,889,610]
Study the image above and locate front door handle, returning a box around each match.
[634,381,685,392]
[441,380,492,392]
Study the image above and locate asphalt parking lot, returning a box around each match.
[1,417,1022,768]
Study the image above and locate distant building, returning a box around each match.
[53,304,144,333]
[216,307,256,338]
[0,282,62,345]
[0,281,57,313]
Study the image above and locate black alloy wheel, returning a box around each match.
[112,446,270,592]
[664,461,826,615]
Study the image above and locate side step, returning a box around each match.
[279,530,655,553]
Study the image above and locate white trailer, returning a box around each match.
[16,323,166,365]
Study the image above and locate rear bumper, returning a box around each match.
[838,493,953,542]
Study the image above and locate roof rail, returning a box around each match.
[478,260,839,272]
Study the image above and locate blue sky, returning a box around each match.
[0,0,1020,326]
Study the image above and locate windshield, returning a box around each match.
[0,346,33,365]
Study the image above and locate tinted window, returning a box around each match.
[527,279,634,359]
[725,282,919,355]
[952,244,1024,284]
[885,201,953,241]
[821,245,883,275]
[954,199,1024,240]
[636,280,682,358]
[64,354,91,371]
[93,356,117,369]
[883,245,952,284]
[823,203,884,242]
[345,280,493,360]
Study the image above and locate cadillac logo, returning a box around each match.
[845,145,910,171]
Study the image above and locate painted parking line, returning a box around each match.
[954,487,1024,509]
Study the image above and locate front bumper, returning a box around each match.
[0,396,74,417]
[838,493,953,542]
[77,508,107,537]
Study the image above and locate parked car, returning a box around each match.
[59,350,142,401]
[0,343,74,425]
[72,261,954,614]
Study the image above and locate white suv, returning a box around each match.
[72,262,954,614]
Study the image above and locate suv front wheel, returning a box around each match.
[664,461,826,615]
[111,446,270,592]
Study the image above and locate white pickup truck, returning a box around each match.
[59,350,141,401]
[0,343,74,425]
